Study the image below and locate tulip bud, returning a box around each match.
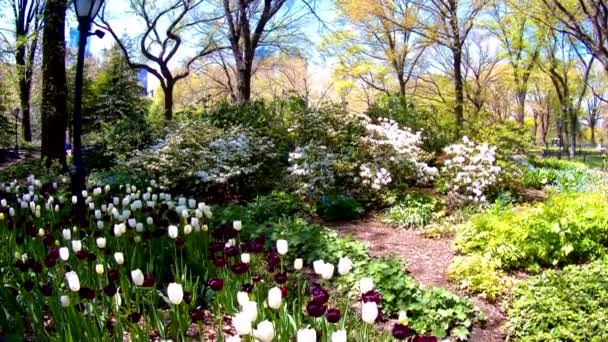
[338,257,353,275]
[183,224,192,235]
[237,291,249,307]
[276,239,288,255]
[241,253,251,264]
[168,225,178,239]
[60,295,70,307]
[97,220,104,229]
[114,252,124,265]
[0,213,4,221]
[233,311,252,336]
[146,217,153,225]
[96,237,106,249]
[313,260,325,275]
[254,320,275,342]
[361,302,378,324]
[65,271,80,292]
[233,220,242,231]
[131,269,144,286]
[38,228,44,237]
[294,258,303,271]
[71,240,82,253]
[359,278,374,294]
[297,328,317,342]
[96,264,105,275]
[136,223,144,232]
[267,287,282,310]
[167,283,183,305]
[331,330,347,342]
[321,263,334,280]
[62,229,71,241]
[59,247,69,261]
[71,196,77,204]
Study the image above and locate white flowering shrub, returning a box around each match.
[288,144,337,196]
[442,136,502,206]
[124,120,280,198]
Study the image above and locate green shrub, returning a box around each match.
[448,254,509,302]
[507,259,608,341]
[381,193,438,229]
[523,159,598,193]
[317,192,364,221]
[248,191,313,223]
[0,158,65,183]
[455,193,608,271]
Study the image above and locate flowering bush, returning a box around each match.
[442,136,502,206]
[124,120,282,200]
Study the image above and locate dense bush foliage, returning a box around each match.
[448,254,508,302]
[381,193,438,229]
[507,259,608,341]
[523,158,600,192]
[316,192,364,221]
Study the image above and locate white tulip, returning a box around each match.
[65,271,80,292]
[233,220,242,231]
[114,252,124,265]
[297,328,317,342]
[95,264,104,275]
[131,269,144,286]
[294,258,303,270]
[359,278,374,294]
[146,216,153,225]
[168,225,178,239]
[338,257,352,275]
[226,336,241,342]
[59,247,69,261]
[254,320,275,342]
[237,291,250,307]
[267,287,282,310]
[71,240,82,253]
[136,222,144,232]
[361,302,378,324]
[9,207,14,216]
[167,283,184,305]
[62,229,71,241]
[128,218,136,228]
[38,228,44,236]
[81,190,88,198]
[313,260,325,275]
[331,330,347,342]
[183,224,192,235]
[233,312,252,336]
[321,263,334,280]
[242,300,258,322]
[71,196,77,204]
[188,199,196,209]
[60,295,70,307]
[276,239,288,255]
[96,237,106,249]
[97,220,104,229]
[241,253,251,264]
[181,209,189,219]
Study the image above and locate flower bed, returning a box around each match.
[0,176,479,341]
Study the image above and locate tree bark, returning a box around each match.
[163,81,174,121]
[236,65,252,103]
[515,88,526,124]
[453,46,465,138]
[41,0,67,166]
[19,76,32,142]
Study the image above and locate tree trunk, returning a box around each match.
[41,0,68,167]
[453,47,465,139]
[19,77,32,142]
[569,110,576,157]
[236,66,252,103]
[163,82,174,121]
[590,122,596,146]
[515,89,526,124]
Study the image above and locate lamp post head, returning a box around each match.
[74,0,104,21]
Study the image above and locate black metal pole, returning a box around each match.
[70,17,90,225]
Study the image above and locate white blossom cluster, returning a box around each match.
[443,136,501,205]
[359,163,392,191]
[287,144,337,195]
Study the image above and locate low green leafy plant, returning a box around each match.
[381,193,438,229]
[316,192,364,222]
[507,258,608,341]
[448,254,509,302]
[248,191,313,223]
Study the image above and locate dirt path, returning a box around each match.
[333,218,505,342]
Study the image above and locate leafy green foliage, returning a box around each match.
[381,193,438,229]
[523,158,598,192]
[346,257,482,339]
[247,191,313,223]
[0,158,65,183]
[507,259,608,341]
[448,254,509,302]
[100,115,157,161]
[316,192,364,221]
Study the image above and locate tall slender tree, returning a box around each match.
[5,0,45,142]
[40,0,67,165]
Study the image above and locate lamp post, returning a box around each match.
[13,108,19,157]
[71,0,105,223]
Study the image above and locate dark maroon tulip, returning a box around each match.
[209,242,224,253]
[208,278,224,291]
[26,223,37,237]
[75,250,89,260]
[79,287,96,300]
[128,312,142,323]
[312,288,329,304]
[107,269,119,282]
[104,284,118,297]
[30,261,42,273]
[252,275,262,283]
[213,258,227,268]
[42,233,55,246]
[40,283,53,296]
[87,252,97,262]
[231,262,249,275]
[362,290,381,304]
[274,272,288,284]
[412,336,438,342]
[142,275,155,287]
[224,246,239,257]
[48,248,60,260]
[306,300,327,317]
[308,282,322,295]
[242,283,254,293]
[392,324,414,340]
[175,237,185,247]
[15,259,28,272]
[167,211,180,224]
[240,241,252,253]
[252,241,264,253]
[326,308,341,323]
[191,308,205,322]
[225,228,239,239]
[44,255,58,268]
[211,224,227,239]
[265,253,280,268]
[23,280,34,292]
[281,287,288,298]
[184,291,192,304]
